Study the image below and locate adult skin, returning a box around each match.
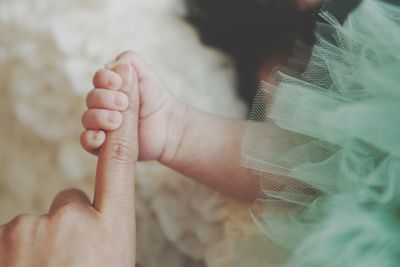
[0,64,139,267]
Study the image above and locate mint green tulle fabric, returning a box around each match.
[242,0,400,266]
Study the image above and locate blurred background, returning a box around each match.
[0,0,267,266]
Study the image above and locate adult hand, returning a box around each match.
[0,64,139,267]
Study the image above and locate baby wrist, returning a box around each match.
[158,100,190,165]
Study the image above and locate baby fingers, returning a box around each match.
[80,130,106,155]
[92,69,122,90]
[82,109,123,131]
[86,89,129,111]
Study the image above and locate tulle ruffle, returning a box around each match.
[242,0,400,266]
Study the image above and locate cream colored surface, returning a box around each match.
[0,0,257,266]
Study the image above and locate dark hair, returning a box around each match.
[185,0,319,110]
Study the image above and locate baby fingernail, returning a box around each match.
[114,96,128,108]
[113,64,132,85]
[107,112,120,124]
[108,77,118,89]
[94,131,103,141]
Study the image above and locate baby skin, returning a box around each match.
[81,51,260,202]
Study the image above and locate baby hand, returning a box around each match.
[81,51,187,161]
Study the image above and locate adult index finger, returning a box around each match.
[93,64,139,219]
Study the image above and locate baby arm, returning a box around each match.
[81,51,260,202]
[160,107,260,202]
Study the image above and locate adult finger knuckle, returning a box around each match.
[105,138,138,164]
[8,214,35,229]
[55,188,84,200]
[5,215,37,242]
[53,203,84,223]
[52,188,88,210]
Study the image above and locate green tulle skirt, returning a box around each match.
[242,0,400,266]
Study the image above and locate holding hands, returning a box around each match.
[0,49,261,266]
[82,51,260,202]
[81,51,187,162]
[0,62,139,266]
